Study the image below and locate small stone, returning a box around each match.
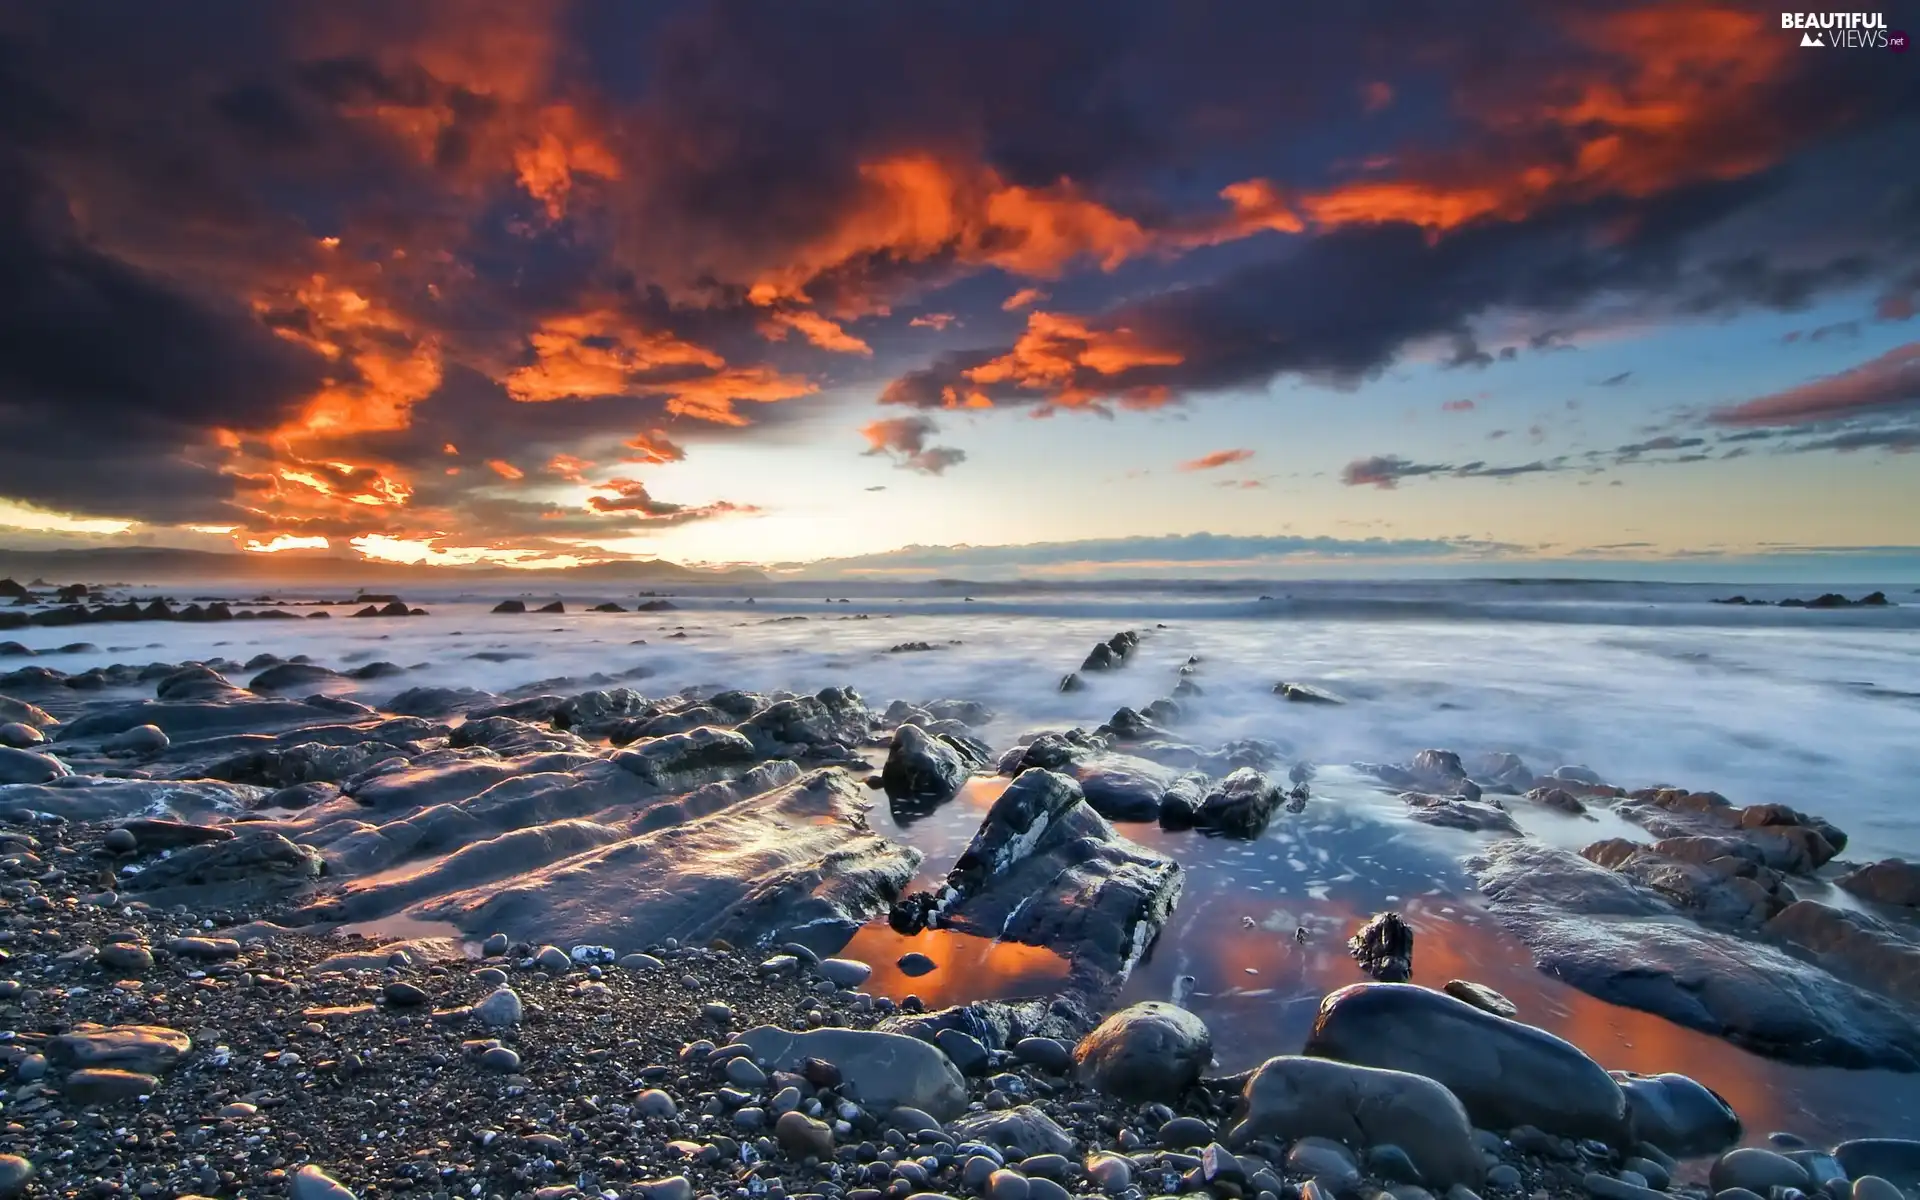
[1623,1157,1670,1191]
[291,1165,359,1200]
[15,1053,47,1082]
[95,941,151,971]
[988,1169,1031,1200]
[533,944,570,972]
[1367,1145,1425,1186]
[474,986,523,1026]
[622,952,667,971]
[898,952,937,976]
[1088,1154,1132,1193]
[217,1102,258,1119]
[727,1057,769,1087]
[1022,1154,1070,1181]
[64,1068,158,1102]
[704,1001,734,1024]
[776,1111,836,1158]
[1584,1173,1663,1200]
[637,1088,679,1118]
[479,1046,521,1072]
[1012,1037,1074,1074]
[934,1028,990,1076]
[639,1176,694,1200]
[1486,1166,1522,1191]
[820,957,873,987]
[1853,1178,1904,1200]
[1289,1137,1360,1190]
[1027,1180,1069,1200]
[482,933,510,956]
[103,828,139,854]
[734,1105,768,1131]
[1159,1116,1213,1148]
[1770,1135,1811,1151]
[383,981,428,1007]
[1443,980,1518,1018]
[1711,1150,1811,1196]
[1713,1191,1765,1200]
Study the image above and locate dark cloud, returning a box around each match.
[1342,452,1581,487]
[860,414,966,475]
[1711,342,1920,427]
[1598,371,1632,386]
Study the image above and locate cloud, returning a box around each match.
[1002,288,1049,312]
[909,313,958,331]
[1441,399,1476,413]
[1710,342,1920,427]
[1179,448,1255,471]
[1341,455,1453,489]
[486,459,525,481]
[1598,371,1633,386]
[585,478,759,524]
[859,415,967,475]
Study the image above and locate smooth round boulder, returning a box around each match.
[0,722,42,748]
[1228,1055,1484,1188]
[291,1164,358,1200]
[775,1110,835,1158]
[1073,1001,1213,1101]
[0,746,68,784]
[0,1155,33,1197]
[1853,1177,1905,1200]
[1709,1149,1811,1195]
[1834,1141,1920,1188]
[1614,1071,1741,1157]
[818,957,872,988]
[104,724,169,755]
[1304,983,1627,1143]
[103,827,139,854]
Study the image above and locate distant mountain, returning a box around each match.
[0,546,763,587]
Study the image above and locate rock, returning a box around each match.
[882,723,976,802]
[46,1024,191,1074]
[1785,1152,1846,1192]
[819,957,872,988]
[1228,1055,1484,1188]
[989,1169,1031,1200]
[64,1068,159,1102]
[1526,787,1588,815]
[775,1110,835,1158]
[1276,682,1344,705]
[1472,840,1920,1071]
[726,1057,768,1087]
[1838,860,1920,909]
[1067,755,1204,822]
[1709,1150,1809,1195]
[0,1155,32,1197]
[1622,1157,1670,1191]
[1485,1165,1521,1190]
[949,1106,1077,1156]
[492,599,527,614]
[1614,1072,1741,1157]
[899,952,937,976]
[1764,900,1920,1008]
[126,829,322,901]
[383,981,428,1007]
[1401,791,1522,834]
[1304,982,1627,1142]
[888,768,1182,1004]
[1012,1035,1074,1074]
[1289,1137,1362,1190]
[97,941,153,972]
[735,1025,968,1119]
[1072,1001,1212,1101]
[636,1088,678,1117]
[534,944,571,972]
[1583,1173,1663,1200]
[1442,980,1516,1017]
[935,1028,990,1075]
[1833,1141,1920,1188]
[0,722,42,748]
[1195,768,1282,838]
[292,1164,359,1200]
[102,826,138,854]
[474,987,524,1027]
[1087,1154,1132,1193]
[1159,1116,1214,1148]
[0,745,68,784]
[1854,1179,1905,1200]
[250,662,343,692]
[479,1046,521,1072]
[638,1177,692,1200]
[1349,911,1414,982]
[1368,1145,1424,1185]
[167,936,241,960]
[14,1055,45,1082]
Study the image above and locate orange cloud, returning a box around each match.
[244,534,331,553]
[761,309,873,355]
[909,313,957,331]
[512,105,622,220]
[546,453,594,482]
[1179,448,1255,471]
[624,429,687,464]
[259,275,443,440]
[507,309,725,403]
[965,311,1184,409]
[1002,288,1049,311]
[487,459,525,480]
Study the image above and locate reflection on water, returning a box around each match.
[860,765,1920,1149]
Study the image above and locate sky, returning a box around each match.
[1,0,1918,579]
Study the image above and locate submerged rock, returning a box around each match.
[1228,1055,1484,1188]
[1072,1001,1212,1101]
[1304,982,1628,1142]
[890,768,1182,1003]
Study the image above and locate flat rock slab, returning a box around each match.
[415,768,920,954]
[1472,840,1920,1071]
[0,778,269,822]
[46,1025,191,1074]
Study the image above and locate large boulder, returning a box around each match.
[1067,755,1205,822]
[1194,768,1282,838]
[125,829,323,901]
[1303,982,1628,1142]
[1072,1001,1212,1101]
[1228,1055,1485,1189]
[734,1026,967,1119]
[738,688,871,757]
[1838,860,1920,909]
[1763,900,1920,1008]
[889,769,1182,1003]
[613,726,761,785]
[0,746,68,784]
[1613,1071,1741,1158]
[881,723,977,803]
[1581,837,1796,929]
[1473,840,1920,1071]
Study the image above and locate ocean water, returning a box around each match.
[10,577,1920,1145]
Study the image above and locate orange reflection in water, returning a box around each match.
[840,923,1071,1010]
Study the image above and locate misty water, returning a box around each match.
[10,577,1920,1147]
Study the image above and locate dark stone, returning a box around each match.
[1072,1001,1212,1101]
[1348,911,1414,982]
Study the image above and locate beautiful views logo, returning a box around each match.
[1781,11,1901,47]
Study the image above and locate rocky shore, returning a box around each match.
[0,619,1917,1199]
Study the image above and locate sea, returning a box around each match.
[10,576,1920,1148]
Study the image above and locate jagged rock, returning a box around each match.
[126,829,322,899]
[1764,900,1920,1007]
[1400,791,1520,834]
[1581,837,1796,928]
[492,600,527,614]
[890,768,1182,1003]
[1274,682,1344,705]
[738,687,871,757]
[1348,912,1413,982]
[1441,980,1516,1018]
[1067,755,1205,822]
[1194,768,1282,837]
[881,723,979,803]
[613,726,761,785]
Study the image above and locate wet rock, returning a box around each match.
[1838,860,1920,909]
[1073,1001,1212,1100]
[1525,787,1587,815]
[1195,767,1283,837]
[1289,1137,1363,1190]
[125,828,321,900]
[1305,982,1627,1142]
[1400,791,1522,834]
[1614,1071,1741,1157]
[735,1025,968,1119]
[950,1106,1077,1156]
[1709,1149,1809,1195]
[738,687,872,757]
[492,599,527,614]
[479,1046,521,1072]
[612,726,761,784]
[97,941,153,971]
[250,662,344,692]
[47,1024,191,1074]
[1230,1055,1482,1187]
[1275,682,1344,705]
[1853,1177,1905,1200]
[1472,840,1920,1071]
[0,745,68,783]
[65,1067,159,1102]
[417,768,918,954]
[1583,1173,1662,1200]
[889,768,1182,1004]
[1442,980,1516,1018]
[474,987,524,1026]
[899,952,936,976]
[0,722,41,748]
[1762,900,1920,1007]
[882,723,979,803]
[291,1164,359,1200]
[934,1028,990,1075]
[1068,755,1206,823]
[103,723,169,755]
[1348,911,1414,982]
[0,695,55,729]
[1159,1116,1214,1148]
[1582,837,1796,928]
[775,1110,835,1158]
[1833,1140,1920,1188]
[0,1155,32,1196]
[819,957,872,988]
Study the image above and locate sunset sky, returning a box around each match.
[1,1,1917,577]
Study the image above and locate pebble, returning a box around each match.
[623,952,666,971]
[217,1102,258,1119]
[473,966,508,986]
[1368,1144,1424,1185]
[0,1156,30,1197]
[1771,1134,1812,1151]
[1027,1179,1069,1200]
[964,1156,1000,1188]
[819,957,873,987]
[1713,1190,1766,1200]
[734,1106,767,1131]
[1584,1172,1664,1200]
[1021,1154,1069,1180]
[15,1054,47,1082]
[1012,1036,1073,1074]
[473,986,524,1026]
[727,1057,769,1087]
[291,1164,359,1200]
[478,1046,521,1072]
[776,1110,835,1158]
[987,1169,1031,1200]
[1486,1165,1522,1191]
[96,941,151,971]
[482,932,510,956]
[1854,1178,1904,1200]
[639,1176,694,1200]
[935,1028,990,1076]
[1087,1154,1132,1193]
[1623,1157,1670,1191]
[1159,1116,1213,1148]
[533,944,571,972]
[383,980,428,1006]
[1289,1138,1361,1190]
[704,1001,735,1024]
[898,952,937,976]
[102,827,138,854]
[1711,1150,1812,1196]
